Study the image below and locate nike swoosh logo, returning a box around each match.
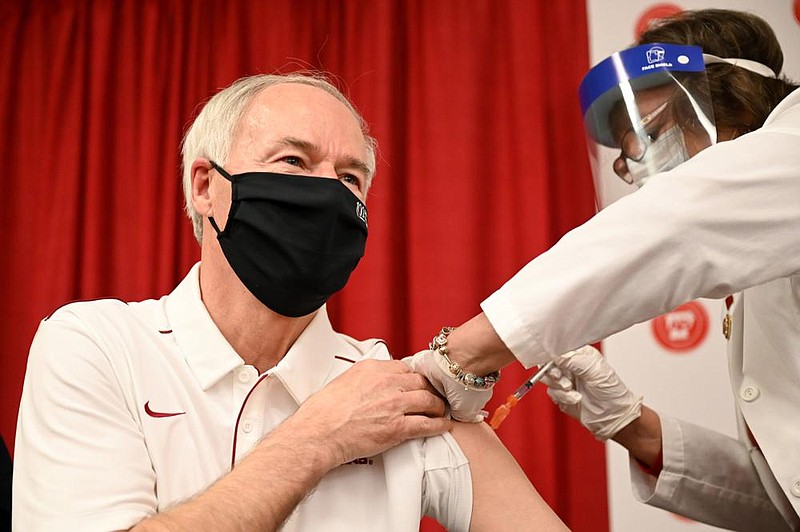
[144,401,185,418]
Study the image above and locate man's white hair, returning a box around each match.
[181,73,377,242]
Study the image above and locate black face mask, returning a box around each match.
[208,161,368,317]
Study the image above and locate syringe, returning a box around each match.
[488,360,556,430]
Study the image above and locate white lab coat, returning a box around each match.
[482,88,800,529]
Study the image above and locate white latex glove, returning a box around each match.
[402,350,494,423]
[541,345,642,440]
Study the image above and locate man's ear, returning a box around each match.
[190,158,213,217]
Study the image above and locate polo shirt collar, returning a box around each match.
[269,306,343,405]
[165,263,244,390]
[165,263,345,399]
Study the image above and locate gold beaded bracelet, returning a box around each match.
[429,327,500,390]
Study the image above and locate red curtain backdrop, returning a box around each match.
[0,1,603,529]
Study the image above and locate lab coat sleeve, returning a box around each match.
[629,415,795,531]
[482,100,800,367]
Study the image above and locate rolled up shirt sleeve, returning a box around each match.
[421,431,472,531]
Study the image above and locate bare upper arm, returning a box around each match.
[449,422,570,532]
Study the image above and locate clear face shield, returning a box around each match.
[579,44,717,208]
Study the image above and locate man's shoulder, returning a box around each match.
[331,332,392,362]
[46,297,132,320]
[319,332,396,383]
[39,295,168,347]
[24,297,167,397]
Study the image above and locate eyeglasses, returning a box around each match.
[614,100,671,183]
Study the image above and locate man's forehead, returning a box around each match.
[238,83,365,145]
[245,83,356,124]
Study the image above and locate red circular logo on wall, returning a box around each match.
[651,301,708,353]
[795,0,800,25]
[635,3,684,39]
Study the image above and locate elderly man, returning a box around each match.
[13,74,566,531]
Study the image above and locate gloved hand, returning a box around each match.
[402,350,494,423]
[542,345,642,440]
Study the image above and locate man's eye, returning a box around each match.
[340,174,359,186]
[282,156,302,166]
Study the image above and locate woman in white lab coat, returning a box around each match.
[406,9,800,531]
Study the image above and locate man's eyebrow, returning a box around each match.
[278,136,318,152]
[341,156,371,178]
[277,136,371,177]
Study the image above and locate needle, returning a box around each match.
[488,360,556,430]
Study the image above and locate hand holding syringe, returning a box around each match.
[488,360,556,430]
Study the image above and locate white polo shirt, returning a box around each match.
[14,264,472,531]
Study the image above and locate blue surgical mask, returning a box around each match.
[626,125,690,187]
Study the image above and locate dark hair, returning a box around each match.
[638,9,799,135]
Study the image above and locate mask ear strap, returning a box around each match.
[209,160,234,181]
[208,216,223,235]
[207,160,232,235]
